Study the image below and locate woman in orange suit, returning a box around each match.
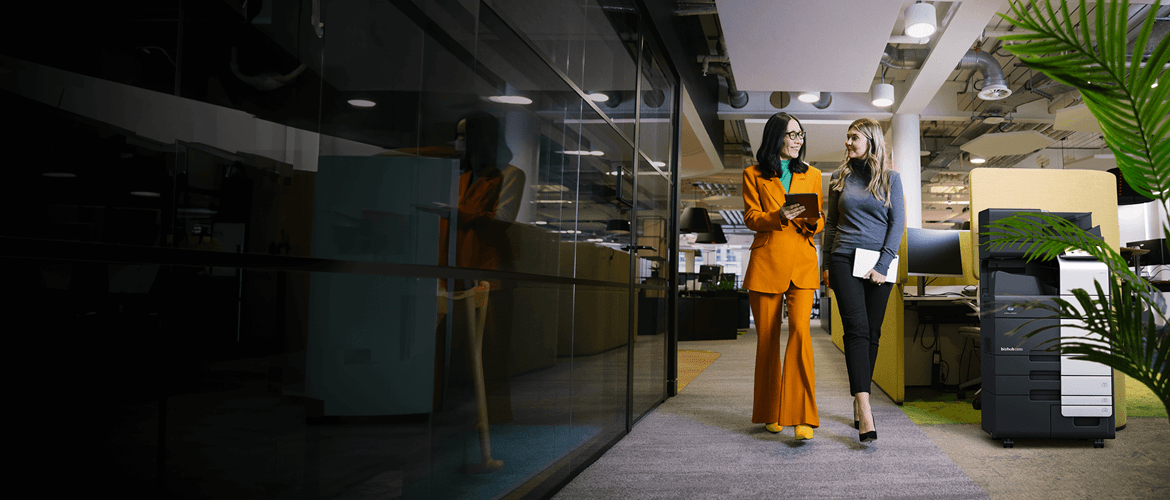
[741,112,823,440]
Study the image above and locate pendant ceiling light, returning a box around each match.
[679,183,713,233]
[871,82,895,107]
[695,223,727,244]
[904,2,937,38]
[606,218,631,234]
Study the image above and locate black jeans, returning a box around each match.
[829,253,894,395]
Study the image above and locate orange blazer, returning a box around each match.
[741,164,824,293]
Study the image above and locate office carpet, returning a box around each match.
[901,392,982,425]
[1125,374,1167,418]
[901,374,1167,425]
[553,326,989,499]
[677,350,721,392]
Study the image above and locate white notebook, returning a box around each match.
[853,248,898,278]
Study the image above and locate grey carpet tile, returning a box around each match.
[919,418,1170,500]
[553,326,989,500]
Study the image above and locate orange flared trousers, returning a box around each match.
[750,286,818,426]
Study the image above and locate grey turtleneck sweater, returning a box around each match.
[822,159,905,276]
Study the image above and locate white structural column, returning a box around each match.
[892,113,922,228]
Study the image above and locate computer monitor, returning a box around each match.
[907,228,966,296]
[1127,238,1168,266]
[698,265,723,283]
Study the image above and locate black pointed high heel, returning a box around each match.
[858,404,876,442]
[859,428,877,442]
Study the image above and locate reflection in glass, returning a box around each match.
[3,0,676,498]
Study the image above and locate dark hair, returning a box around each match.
[460,111,513,172]
[756,112,809,179]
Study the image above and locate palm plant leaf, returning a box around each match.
[999,0,1170,207]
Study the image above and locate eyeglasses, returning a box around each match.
[785,131,806,140]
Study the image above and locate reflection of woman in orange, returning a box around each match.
[435,111,525,473]
[438,111,524,279]
[741,112,823,440]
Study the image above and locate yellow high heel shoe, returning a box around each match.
[765,423,783,433]
[794,424,814,440]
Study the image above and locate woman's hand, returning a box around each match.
[780,204,805,221]
[822,269,830,290]
[863,269,887,285]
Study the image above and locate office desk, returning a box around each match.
[902,294,980,392]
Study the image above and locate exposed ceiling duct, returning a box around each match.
[879,44,928,70]
[706,66,749,108]
[957,50,1012,100]
[809,92,832,109]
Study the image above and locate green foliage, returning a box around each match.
[989,0,1170,422]
[1000,0,1170,209]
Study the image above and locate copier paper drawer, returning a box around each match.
[1061,376,1112,395]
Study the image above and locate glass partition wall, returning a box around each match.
[1,1,677,498]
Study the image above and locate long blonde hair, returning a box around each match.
[829,117,895,207]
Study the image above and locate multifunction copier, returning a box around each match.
[978,208,1115,448]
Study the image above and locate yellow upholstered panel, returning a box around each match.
[969,168,1121,279]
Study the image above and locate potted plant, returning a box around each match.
[985,0,1168,421]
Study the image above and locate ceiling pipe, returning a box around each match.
[699,55,749,108]
[810,92,832,109]
[879,44,928,70]
[956,50,1012,100]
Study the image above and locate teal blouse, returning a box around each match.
[778,159,792,192]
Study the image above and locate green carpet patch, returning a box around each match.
[1126,376,1167,418]
[900,375,1166,425]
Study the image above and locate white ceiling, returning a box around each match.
[685,0,1164,228]
[719,0,906,93]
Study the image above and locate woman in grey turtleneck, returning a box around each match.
[821,117,905,444]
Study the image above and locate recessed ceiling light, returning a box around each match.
[970,157,987,164]
[348,99,376,108]
[488,95,533,105]
[651,161,666,167]
[586,92,608,102]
